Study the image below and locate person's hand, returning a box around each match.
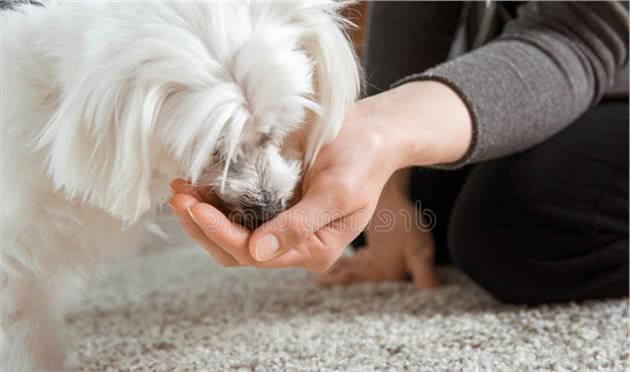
[168,99,401,271]
[315,169,439,289]
[169,80,472,271]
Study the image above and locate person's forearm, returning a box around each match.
[353,80,473,170]
[390,2,628,167]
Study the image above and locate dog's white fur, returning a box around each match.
[0,1,359,369]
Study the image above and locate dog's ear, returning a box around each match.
[35,78,159,223]
[296,1,361,166]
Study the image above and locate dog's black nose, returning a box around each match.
[252,204,282,226]
[237,203,283,230]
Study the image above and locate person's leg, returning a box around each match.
[448,100,629,305]
[407,166,473,264]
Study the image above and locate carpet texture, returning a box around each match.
[71,229,629,371]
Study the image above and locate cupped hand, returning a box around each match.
[169,81,472,272]
[168,99,402,271]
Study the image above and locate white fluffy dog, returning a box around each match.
[0,1,360,369]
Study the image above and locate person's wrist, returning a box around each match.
[345,99,401,179]
[348,94,412,177]
[383,80,473,168]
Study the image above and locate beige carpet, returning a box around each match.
[70,221,629,371]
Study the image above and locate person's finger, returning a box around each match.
[168,193,199,221]
[187,203,257,265]
[254,221,356,272]
[249,246,310,269]
[248,180,354,263]
[251,234,331,270]
[169,194,239,267]
[170,178,189,193]
[296,210,372,272]
[170,193,307,269]
[172,189,338,270]
[170,179,223,206]
[170,179,202,198]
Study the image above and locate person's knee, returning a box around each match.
[446,102,629,305]
[447,220,574,306]
[445,180,532,304]
[447,224,543,305]
[447,163,629,305]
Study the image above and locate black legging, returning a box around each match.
[404,100,628,305]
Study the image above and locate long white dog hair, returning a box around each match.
[0,1,359,369]
[33,1,360,222]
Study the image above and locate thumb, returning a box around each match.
[249,183,348,262]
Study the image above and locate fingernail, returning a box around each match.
[167,202,175,210]
[254,235,280,262]
[187,208,198,224]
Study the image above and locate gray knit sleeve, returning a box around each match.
[394,1,629,168]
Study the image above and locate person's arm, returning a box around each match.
[170,2,628,269]
[169,80,472,269]
[395,1,629,168]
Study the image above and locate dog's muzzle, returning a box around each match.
[214,195,285,230]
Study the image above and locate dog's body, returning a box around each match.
[0,1,359,369]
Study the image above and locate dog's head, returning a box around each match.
[36,1,360,226]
